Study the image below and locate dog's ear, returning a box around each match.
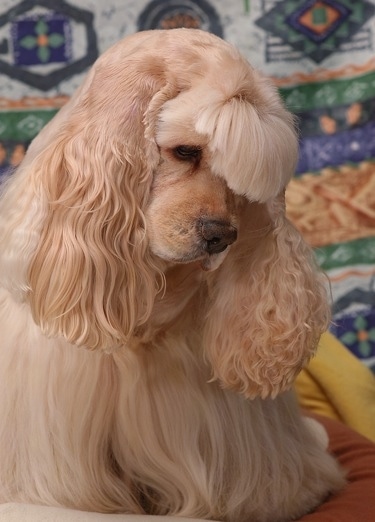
[0,42,178,350]
[203,197,331,399]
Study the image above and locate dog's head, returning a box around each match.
[0,29,329,397]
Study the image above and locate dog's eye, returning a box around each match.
[173,145,202,161]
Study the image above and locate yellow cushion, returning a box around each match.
[296,332,375,442]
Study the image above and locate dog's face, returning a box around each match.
[146,128,239,272]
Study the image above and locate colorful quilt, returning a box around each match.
[0,0,374,372]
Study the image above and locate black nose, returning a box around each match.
[201,220,237,255]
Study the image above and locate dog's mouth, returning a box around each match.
[162,246,231,272]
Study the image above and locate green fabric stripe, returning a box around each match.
[279,70,375,112]
[315,237,375,271]
[0,110,58,141]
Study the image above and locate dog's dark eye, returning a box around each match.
[173,145,202,161]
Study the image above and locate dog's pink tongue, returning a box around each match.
[200,258,212,271]
[200,253,225,272]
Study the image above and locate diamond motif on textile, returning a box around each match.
[286,0,351,43]
[255,0,375,63]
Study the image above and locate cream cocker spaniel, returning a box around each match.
[0,29,344,522]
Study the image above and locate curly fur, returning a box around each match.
[0,29,345,521]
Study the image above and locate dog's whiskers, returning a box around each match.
[245,224,273,238]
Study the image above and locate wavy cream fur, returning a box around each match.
[0,29,344,521]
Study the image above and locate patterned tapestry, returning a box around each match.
[0,0,374,371]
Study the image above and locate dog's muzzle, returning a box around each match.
[200,219,237,255]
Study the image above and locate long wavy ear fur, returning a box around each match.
[0,34,178,350]
[204,198,331,399]
[27,136,157,350]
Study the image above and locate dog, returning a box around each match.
[0,29,345,521]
